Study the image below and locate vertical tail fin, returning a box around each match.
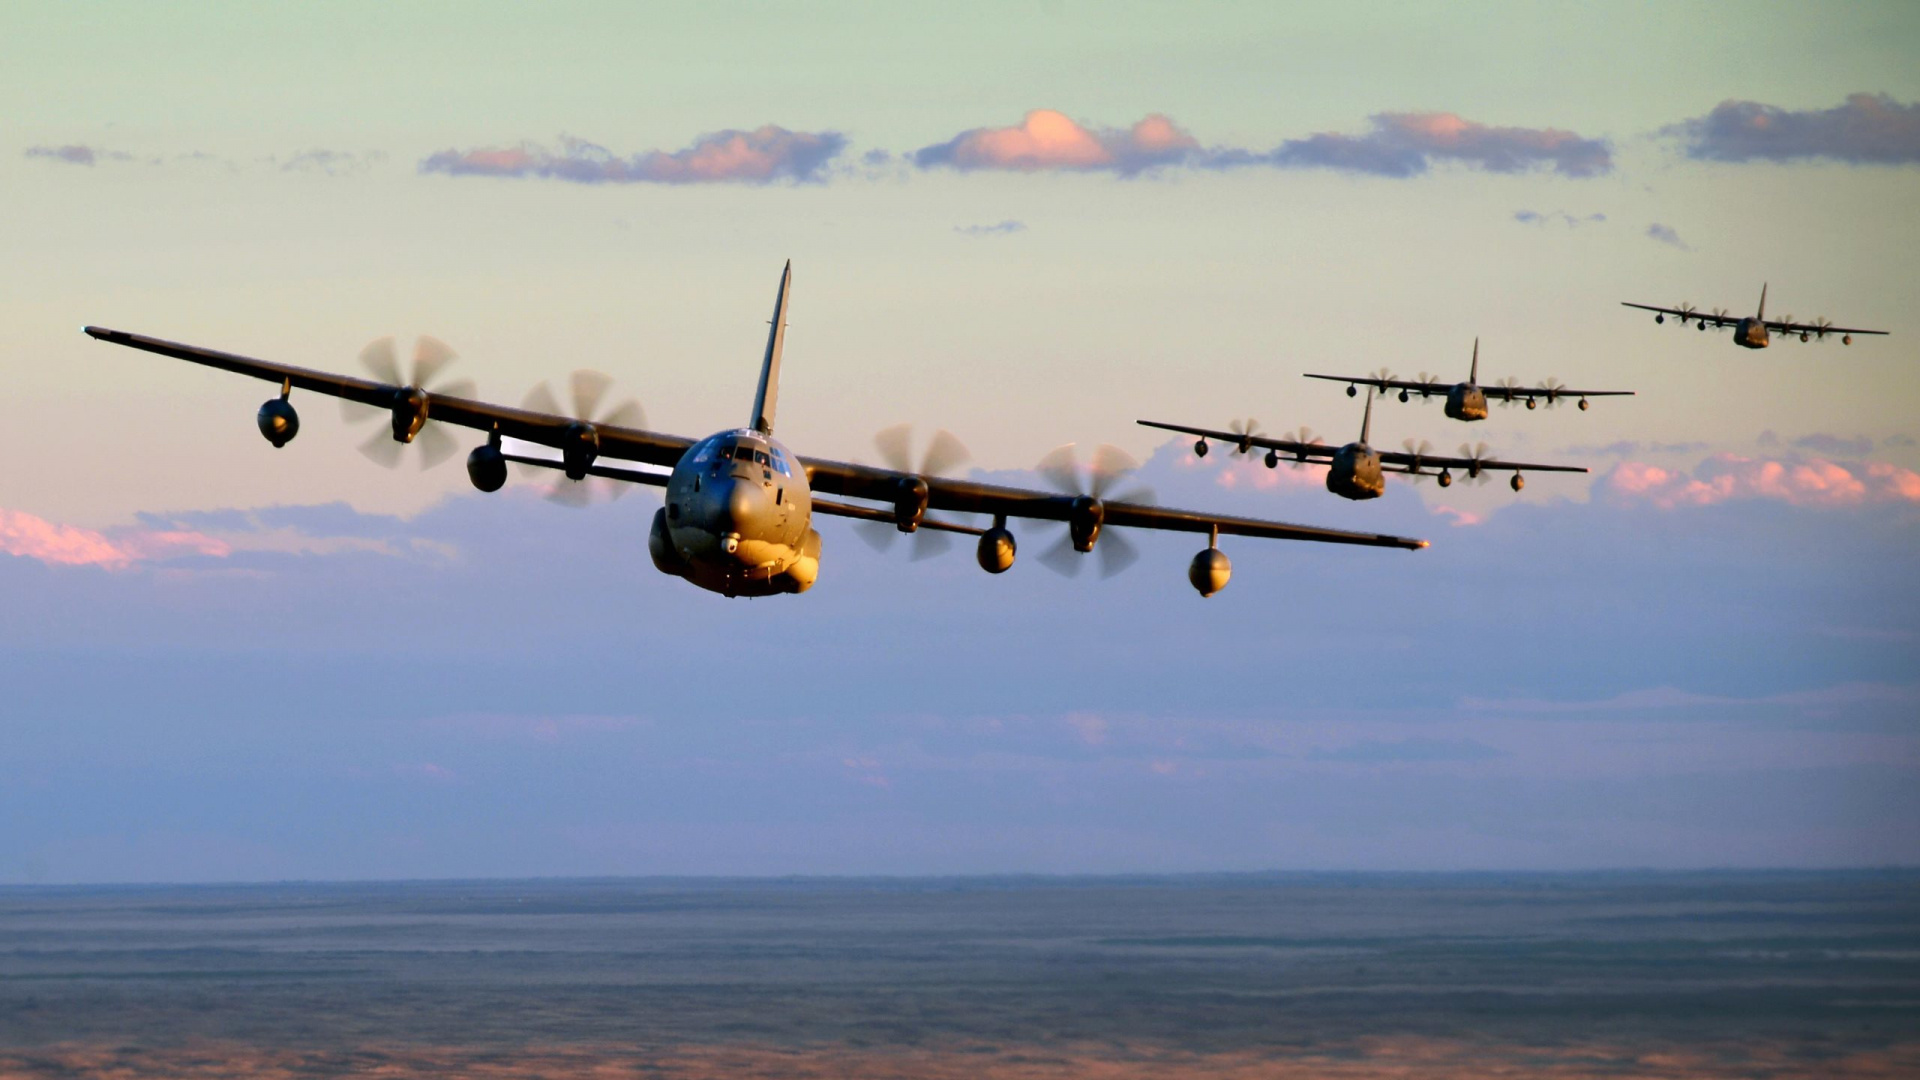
[750,261,792,434]
[1469,337,1480,384]
[1359,387,1374,446]
[1757,282,1768,320]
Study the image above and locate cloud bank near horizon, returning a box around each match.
[419,127,849,185]
[1667,92,1920,165]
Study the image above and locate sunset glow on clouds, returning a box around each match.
[914,110,1200,174]
[1604,455,1920,509]
[0,508,229,569]
[420,127,849,184]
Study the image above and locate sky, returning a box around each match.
[2,1,1918,882]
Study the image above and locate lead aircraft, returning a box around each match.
[84,263,1426,599]
[1621,285,1888,349]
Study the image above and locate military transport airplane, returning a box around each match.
[1140,388,1587,498]
[83,263,1426,599]
[1622,285,1888,349]
[1301,339,1633,420]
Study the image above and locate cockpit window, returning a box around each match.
[689,441,717,465]
[771,450,792,476]
[753,450,770,465]
[733,445,757,461]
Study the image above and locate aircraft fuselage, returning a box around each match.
[1445,383,1488,421]
[1734,316,1770,349]
[1326,442,1386,501]
[651,428,821,597]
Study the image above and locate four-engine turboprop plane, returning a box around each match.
[1622,285,1888,349]
[1140,388,1588,498]
[1302,339,1634,420]
[82,263,1428,599]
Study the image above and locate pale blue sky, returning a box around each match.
[1,2,1917,881]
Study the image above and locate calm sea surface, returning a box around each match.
[1,872,1916,1074]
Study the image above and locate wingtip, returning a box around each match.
[1414,539,1430,549]
[83,325,110,339]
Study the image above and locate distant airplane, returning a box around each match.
[1622,285,1888,349]
[1302,339,1634,420]
[83,263,1427,599]
[1140,388,1588,497]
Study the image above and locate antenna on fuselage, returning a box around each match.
[1469,337,1479,385]
[1757,282,1768,320]
[750,261,792,435]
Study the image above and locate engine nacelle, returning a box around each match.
[389,387,428,443]
[1068,496,1104,552]
[561,421,599,480]
[466,442,508,492]
[976,526,1016,574]
[648,507,690,578]
[893,476,929,531]
[1189,547,1231,597]
[256,397,299,448]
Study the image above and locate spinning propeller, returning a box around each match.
[1281,426,1324,464]
[856,424,972,560]
[342,336,476,469]
[1457,441,1500,483]
[518,370,646,506]
[1034,443,1154,578]
[1400,438,1435,481]
[1227,417,1261,454]
[1534,377,1568,409]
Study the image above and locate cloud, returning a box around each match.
[1514,209,1606,227]
[1563,440,1710,457]
[0,508,229,569]
[955,220,1026,237]
[913,110,1199,175]
[915,109,1612,179]
[1258,112,1612,178]
[420,127,849,185]
[1602,454,1920,510]
[1666,92,1920,165]
[1646,222,1689,249]
[1431,505,1483,528]
[278,148,385,175]
[1308,737,1505,763]
[1793,433,1876,458]
[24,144,131,166]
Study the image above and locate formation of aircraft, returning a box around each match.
[1140,387,1586,498]
[1621,284,1888,349]
[83,263,1427,600]
[1301,339,1634,421]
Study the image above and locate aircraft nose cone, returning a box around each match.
[727,480,757,525]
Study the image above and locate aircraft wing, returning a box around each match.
[798,455,1424,550]
[1133,419,1337,462]
[1375,447,1586,475]
[1301,372,1447,396]
[1620,301,1738,328]
[1763,318,1889,338]
[83,327,694,467]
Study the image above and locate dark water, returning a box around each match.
[1,871,1916,1055]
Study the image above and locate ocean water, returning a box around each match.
[1,871,1916,1077]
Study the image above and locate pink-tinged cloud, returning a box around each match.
[1668,92,1920,165]
[1261,111,1612,177]
[419,127,848,185]
[913,110,1201,174]
[0,509,230,569]
[1603,455,1920,509]
[1432,505,1484,528]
